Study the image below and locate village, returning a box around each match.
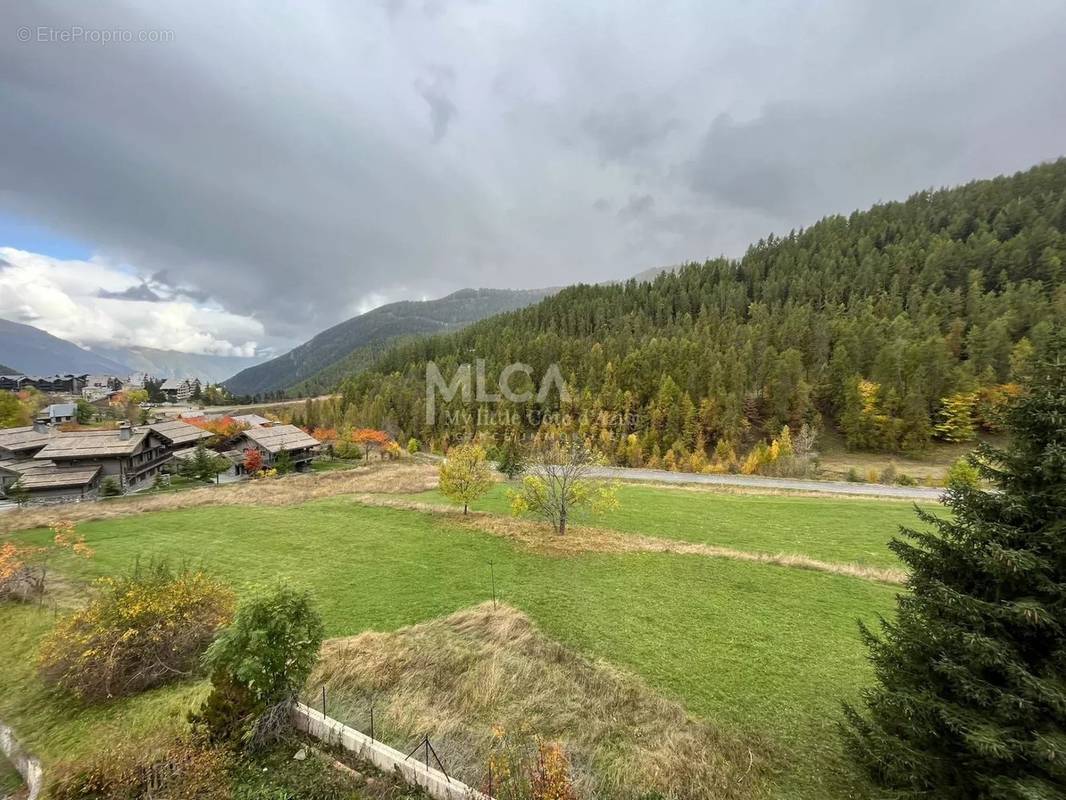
[0,370,324,505]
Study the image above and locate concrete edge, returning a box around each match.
[294,703,491,800]
[0,720,42,800]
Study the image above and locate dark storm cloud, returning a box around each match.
[617,194,655,222]
[1,0,1064,351]
[415,67,457,142]
[582,102,678,164]
[97,284,163,302]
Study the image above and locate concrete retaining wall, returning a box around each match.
[0,720,42,800]
[294,703,491,800]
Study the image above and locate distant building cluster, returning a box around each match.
[0,414,322,505]
[0,371,203,405]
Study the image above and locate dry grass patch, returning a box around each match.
[352,495,908,585]
[0,462,438,534]
[308,602,770,800]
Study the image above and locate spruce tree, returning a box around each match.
[843,335,1066,798]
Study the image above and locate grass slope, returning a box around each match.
[310,603,769,800]
[3,492,904,798]
[405,482,930,569]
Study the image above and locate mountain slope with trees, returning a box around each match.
[332,159,1066,467]
[223,288,555,398]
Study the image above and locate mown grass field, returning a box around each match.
[405,481,934,569]
[0,480,919,799]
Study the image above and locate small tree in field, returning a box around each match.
[195,585,324,748]
[273,448,293,475]
[351,428,391,461]
[439,443,493,514]
[242,447,263,476]
[843,335,1066,798]
[6,476,30,507]
[509,437,618,535]
[496,438,527,480]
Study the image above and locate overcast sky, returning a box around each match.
[1,0,1065,356]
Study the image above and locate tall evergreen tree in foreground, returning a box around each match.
[844,333,1066,799]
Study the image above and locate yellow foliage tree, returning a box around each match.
[439,443,494,514]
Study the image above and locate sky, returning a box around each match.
[1,0,1065,357]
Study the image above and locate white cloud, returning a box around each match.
[0,247,264,357]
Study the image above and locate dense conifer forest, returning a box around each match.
[320,160,1066,469]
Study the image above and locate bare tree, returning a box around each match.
[509,436,617,535]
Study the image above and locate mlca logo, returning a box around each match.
[425,359,569,424]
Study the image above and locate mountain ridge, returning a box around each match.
[223,287,556,397]
[0,318,131,375]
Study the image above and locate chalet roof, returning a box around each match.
[45,403,77,418]
[231,413,271,427]
[0,458,100,489]
[160,378,194,391]
[242,424,320,454]
[34,429,148,460]
[139,419,210,447]
[0,426,54,454]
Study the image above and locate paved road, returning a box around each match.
[588,466,943,500]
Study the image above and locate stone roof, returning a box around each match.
[0,426,54,454]
[231,413,271,427]
[34,429,148,459]
[242,424,320,454]
[45,403,77,418]
[0,458,100,489]
[139,419,210,447]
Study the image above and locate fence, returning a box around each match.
[294,702,494,800]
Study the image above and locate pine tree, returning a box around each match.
[843,334,1066,798]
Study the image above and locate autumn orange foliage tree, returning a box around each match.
[311,427,338,459]
[351,428,392,460]
[243,447,263,475]
[187,416,249,444]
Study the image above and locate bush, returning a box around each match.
[100,476,122,496]
[38,562,234,701]
[407,437,420,454]
[497,438,527,480]
[846,467,863,483]
[195,585,324,747]
[50,739,232,800]
[945,456,980,489]
[878,464,897,484]
[895,473,919,486]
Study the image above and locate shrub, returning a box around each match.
[407,437,421,454]
[1,521,92,601]
[100,476,122,496]
[846,467,863,483]
[895,473,919,486]
[531,741,578,800]
[38,562,234,701]
[50,738,232,800]
[945,456,980,489]
[497,438,527,480]
[878,464,897,484]
[195,585,324,747]
[486,730,577,800]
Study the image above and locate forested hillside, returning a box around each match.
[223,288,555,397]
[331,160,1065,467]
